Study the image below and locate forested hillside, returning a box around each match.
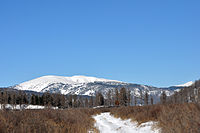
[166,80,200,104]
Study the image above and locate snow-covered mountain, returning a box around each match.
[174,81,193,87]
[162,81,194,92]
[14,75,120,92]
[13,75,175,103]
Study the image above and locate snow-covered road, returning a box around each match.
[93,112,159,133]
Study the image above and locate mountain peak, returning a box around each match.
[175,81,193,87]
[14,75,121,92]
[13,75,175,102]
[70,75,120,83]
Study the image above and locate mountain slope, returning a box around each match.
[174,81,193,87]
[14,75,120,92]
[13,75,169,96]
[13,75,175,104]
[162,81,194,92]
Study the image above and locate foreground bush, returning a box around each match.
[0,108,109,133]
[110,103,200,133]
[158,103,200,133]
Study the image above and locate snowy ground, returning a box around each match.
[92,112,159,133]
[0,104,58,110]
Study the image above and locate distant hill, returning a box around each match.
[10,75,193,103]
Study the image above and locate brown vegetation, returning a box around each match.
[110,103,200,133]
[0,80,200,133]
[0,108,109,133]
[158,103,200,133]
[110,105,161,124]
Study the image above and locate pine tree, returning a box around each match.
[114,88,119,106]
[7,94,11,104]
[107,90,111,106]
[85,98,89,108]
[0,92,3,109]
[89,96,94,107]
[161,91,167,104]
[17,91,23,108]
[35,95,39,105]
[39,96,44,106]
[151,96,154,105]
[31,94,35,105]
[134,96,137,106]
[78,96,84,108]
[139,90,143,105]
[127,89,131,106]
[43,92,53,108]
[60,94,66,108]
[173,92,178,103]
[95,92,104,106]
[11,93,16,109]
[73,95,78,108]
[119,87,127,106]
[68,95,73,108]
[23,94,28,104]
[4,91,8,105]
[144,92,149,105]
[198,87,200,103]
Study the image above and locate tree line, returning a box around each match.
[94,87,156,107]
[1,79,200,109]
[0,87,159,109]
[166,80,200,104]
[2,81,198,109]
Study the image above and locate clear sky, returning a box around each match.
[0,0,200,87]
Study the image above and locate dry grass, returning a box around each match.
[110,105,161,124]
[110,103,200,133]
[0,108,109,133]
[0,104,199,133]
[158,103,200,133]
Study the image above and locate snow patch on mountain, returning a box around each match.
[15,75,120,92]
[13,75,175,104]
[175,81,193,87]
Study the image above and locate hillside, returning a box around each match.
[11,75,193,104]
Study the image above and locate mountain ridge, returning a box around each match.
[13,75,192,104]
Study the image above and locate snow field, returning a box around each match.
[92,112,160,133]
[0,104,58,110]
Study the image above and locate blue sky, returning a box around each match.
[0,0,200,87]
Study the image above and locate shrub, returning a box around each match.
[0,108,108,133]
[110,103,200,133]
